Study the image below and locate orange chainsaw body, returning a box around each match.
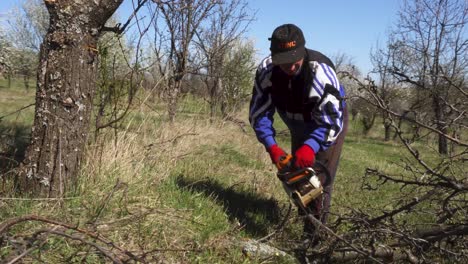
[276,154,323,208]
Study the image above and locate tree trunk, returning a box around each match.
[433,95,448,154]
[167,80,181,123]
[7,73,11,88]
[384,121,391,141]
[209,77,221,123]
[361,113,376,136]
[17,0,122,197]
[351,108,358,121]
[23,75,30,92]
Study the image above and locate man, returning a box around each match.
[249,24,348,242]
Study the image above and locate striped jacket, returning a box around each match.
[249,49,346,153]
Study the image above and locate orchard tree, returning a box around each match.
[0,29,13,79]
[333,52,362,121]
[18,0,123,197]
[6,0,49,52]
[387,0,467,154]
[193,0,253,121]
[219,39,255,117]
[314,2,468,261]
[370,43,403,141]
[1,0,48,89]
[153,0,219,122]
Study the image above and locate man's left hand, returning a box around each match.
[294,145,315,168]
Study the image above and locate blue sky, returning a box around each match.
[245,0,401,73]
[1,0,401,73]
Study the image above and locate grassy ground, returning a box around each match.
[0,79,36,173]
[0,79,444,263]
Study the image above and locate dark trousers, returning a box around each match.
[288,107,349,227]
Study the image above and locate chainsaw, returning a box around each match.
[275,155,371,260]
[275,154,327,211]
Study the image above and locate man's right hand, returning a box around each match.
[267,144,286,164]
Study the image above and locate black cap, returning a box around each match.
[269,24,306,65]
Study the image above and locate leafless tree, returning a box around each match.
[315,68,468,263]
[6,0,49,52]
[218,39,255,118]
[17,0,124,197]
[333,52,362,121]
[370,44,404,141]
[386,0,468,154]
[319,8,468,256]
[192,0,253,121]
[94,6,156,138]
[0,29,13,81]
[153,0,219,122]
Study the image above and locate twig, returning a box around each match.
[102,0,149,34]
[145,132,198,148]
[224,115,247,133]
[367,188,437,224]
[0,103,35,121]
[341,72,467,147]
[6,245,40,264]
[31,229,124,264]
[305,213,384,264]
[257,203,292,243]
[6,226,59,264]
[0,214,141,262]
[88,179,127,224]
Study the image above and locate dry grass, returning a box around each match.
[62,103,283,262]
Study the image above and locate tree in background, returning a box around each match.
[193,0,253,121]
[314,0,467,262]
[8,48,38,91]
[94,25,135,138]
[154,0,219,122]
[329,61,468,264]
[18,0,123,197]
[6,0,48,52]
[3,0,48,90]
[370,43,403,141]
[219,39,255,117]
[94,9,155,139]
[387,0,467,154]
[332,53,368,125]
[0,28,13,81]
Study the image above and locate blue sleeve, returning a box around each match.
[249,67,276,149]
[304,63,345,152]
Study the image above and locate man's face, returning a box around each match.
[278,58,304,76]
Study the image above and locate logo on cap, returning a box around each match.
[279,41,296,49]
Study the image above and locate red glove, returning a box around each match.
[294,145,315,168]
[267,144,286,164]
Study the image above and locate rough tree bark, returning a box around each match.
[17,0,123,197]
[433,94,448,154]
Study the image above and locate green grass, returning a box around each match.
[0,79,462,263]
[0,83,35,122]
[0,78,35,173]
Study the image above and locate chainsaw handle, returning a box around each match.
[312,160,331,187]
[277,167,314,185]
[275,154,293,170]
[276,161,331,187]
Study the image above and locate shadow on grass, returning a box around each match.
[0,122,31,173]
[175,175,283,237]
